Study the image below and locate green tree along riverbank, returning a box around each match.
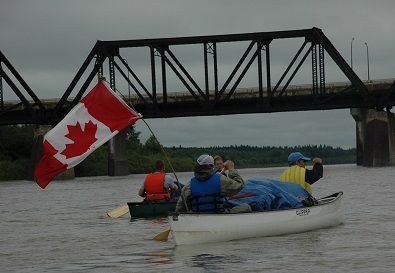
[0,125,356,181]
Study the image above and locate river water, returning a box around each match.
[1,164,395,272]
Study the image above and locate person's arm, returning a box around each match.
[305,158,323,184]
[138,181,146,197]
[138,188,146,197]
[220,160,245,196]
[165,175,179,192]
[175,183,191,212]
[171,184,179,192]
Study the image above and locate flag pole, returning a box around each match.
[141,119,180,184]
[109,82,180,184]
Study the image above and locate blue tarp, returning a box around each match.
[224,178,312,211]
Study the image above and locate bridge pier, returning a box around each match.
[28,125,75,181]
[108,129,129,176]
[351,108,395,167]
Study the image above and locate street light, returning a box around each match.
[351,38,355,69]
[365,43,370,81]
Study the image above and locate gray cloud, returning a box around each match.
[2,0,394,149]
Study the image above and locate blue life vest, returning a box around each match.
[190,174,223,212]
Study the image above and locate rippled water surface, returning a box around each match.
[1,165,395,272]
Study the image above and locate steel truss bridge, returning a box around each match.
[1,27,395,126]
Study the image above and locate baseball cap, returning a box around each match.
[288,152,311,164]
[197,154,214,166]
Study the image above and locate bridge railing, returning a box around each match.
[3,78,395,110]
[123,78,395,104]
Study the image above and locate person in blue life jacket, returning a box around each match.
[213,155,227,176]
[175,154,251,213]
[138,159,179,201]
[279,152,323,195]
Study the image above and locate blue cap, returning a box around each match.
[288,152,311,164]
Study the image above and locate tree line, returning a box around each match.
[0,124,356,181]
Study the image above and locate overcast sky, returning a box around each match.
[2,0,394,150]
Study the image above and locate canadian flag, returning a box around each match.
[34,80,142,189]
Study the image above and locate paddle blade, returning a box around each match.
[153,229,171,241]
[229,192,255,200]
[107,205,129,218]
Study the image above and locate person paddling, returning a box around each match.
[138,159,178,201]
[175,154,251,213]
[279,152,323,194]
[213,155,227,176]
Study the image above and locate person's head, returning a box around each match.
[213,155,223,169]
[154,159,165,171]
[287,152,310,168]
[197,154,214,167]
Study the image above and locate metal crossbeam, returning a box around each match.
[1,28,393,125]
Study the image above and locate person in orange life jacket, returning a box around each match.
[279,152,323,194]
[213,155,227,176]
[138,159,178,201]
[175,154,251,213]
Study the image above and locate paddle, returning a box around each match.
[152,228,171,241]
[217,167,226,175]
[152,191,255,241]
[228,192,255,200]
[107,205,129,218]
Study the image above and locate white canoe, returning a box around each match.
[168,191,344,245]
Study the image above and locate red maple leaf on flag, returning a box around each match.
[60,121,98,159]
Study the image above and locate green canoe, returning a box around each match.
[127,201,177,219]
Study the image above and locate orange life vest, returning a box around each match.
[145,172,170,201]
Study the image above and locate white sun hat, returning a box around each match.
[197,154,214,166]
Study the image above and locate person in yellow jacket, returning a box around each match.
[279,152,323,194]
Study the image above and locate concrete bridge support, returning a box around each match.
[28,125,75,181]
[108,129,129,176]
[351,108,395,167]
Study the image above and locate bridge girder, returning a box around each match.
[1,27,394,125]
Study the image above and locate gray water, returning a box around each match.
[1,164,395,273]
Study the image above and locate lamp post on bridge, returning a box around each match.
[365,42,370,81]
[351,37,355,70]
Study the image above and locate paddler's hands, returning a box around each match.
[223,160,234,171]
[313,157,322,164]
